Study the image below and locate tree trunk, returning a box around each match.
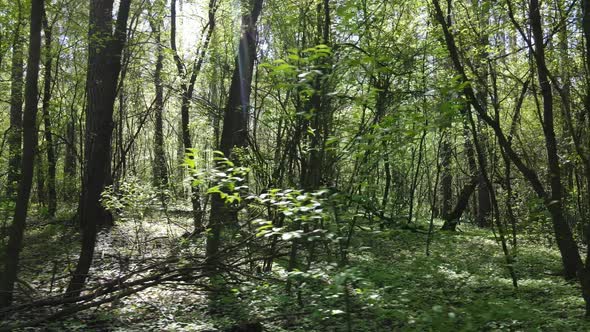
[149,15,168,190]
[41,8,57,217]
[476,169,491,227]
[407,127,427,224]
[440,177,477,231]
[63,112,77,201]
[66,0,132,299]
[6,2,25,198]
[0,0,43,308]
[577,0,590,316]
[529,0,581,280]
[441,122,478,231]
[206,0,264,268]
[467,106,518,288]
[170,0,217,232]
[474,0,491,228]
[35,140,46,205]
[441,134,453,218]
[433,0,582,281]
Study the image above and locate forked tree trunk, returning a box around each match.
[65,0,132,299]
[441,120,479,231]
[440,178,477,231]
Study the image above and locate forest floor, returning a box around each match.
[3,210,590,331]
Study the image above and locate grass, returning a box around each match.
[5,214,590,331]
[348,222,590,331]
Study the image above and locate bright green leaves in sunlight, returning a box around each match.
[184,149,250,205]
[250,188,331,241]
[259,44,332,97]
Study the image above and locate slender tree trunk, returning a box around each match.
[468,108,518,288]
[170,0,217,232]
[0,0,43,308]
[440,133,453,218]
[433,0,582,281]
[66,0,132,299]
[63,111,77,201]
[35,140,46,205]
[576,0,590,316]
[407,127,427,224]
[41,8,57,217]
[113,65,126,185]
[426,135,442,256]
[502,148,518,250]
[6,2,25,198]
[149,16,168,190]
[381,143,392,215]
[441,121,478,230]
[529,0,581,280]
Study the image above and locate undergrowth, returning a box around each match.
[5,216,590,331]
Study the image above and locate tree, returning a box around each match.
[148,1,168,191]
[65,0,132,299]
[0,0,44,308]
[6,0,25,199]
[432,0,589,314]
[206,0,264,268]
[40,3,57,217]
[170,0,218,231]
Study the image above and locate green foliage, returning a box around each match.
[185,149,250,205]
[251,188,330,240]
[259,44,332,104]
[101,177,159,223]
[3,0,590,329]
[435,75,468,129]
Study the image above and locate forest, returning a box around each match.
[1,0,590,330]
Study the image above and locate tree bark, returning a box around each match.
[6,1,25,199]
[206,0,264,268]
[63,111,77,201]
[149,14,168,190]
[441,134,453,218]
[65,0,132,299]
[577,0,590,316]
[440,177,477,231]
[35,139,46,205]
[529,0,580,280]
[473,0,491,228]
[41,7,57,217]
[441,122,478,231]
[0,0,43,308]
